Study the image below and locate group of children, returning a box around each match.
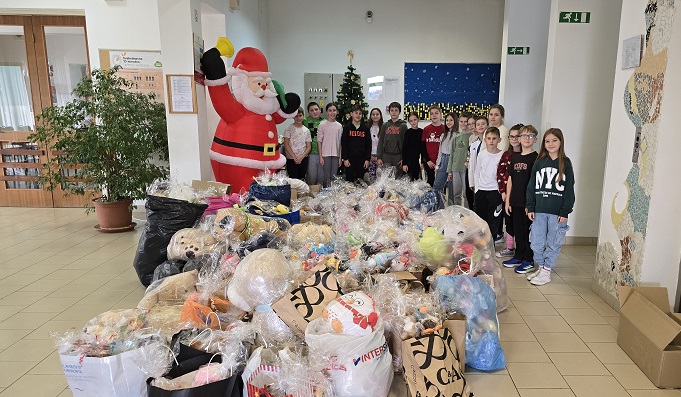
[281,101,575,285]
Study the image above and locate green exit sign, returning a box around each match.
[508,47,530,55]
[560,11,591,23]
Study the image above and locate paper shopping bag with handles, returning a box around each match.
[443,313,467,373]
[60,348,148,397]
[401,327,473,397]
[271,265,340,338]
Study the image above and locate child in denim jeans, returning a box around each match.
[525,128,575,285]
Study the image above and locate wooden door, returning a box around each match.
[0,15,90,207]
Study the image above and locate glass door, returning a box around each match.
[0,15,89,207]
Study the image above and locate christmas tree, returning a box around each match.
[335,51,369,125]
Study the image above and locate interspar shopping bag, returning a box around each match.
[305,317,393,397]
[271,265,341,338]
[60,348,147,397]
[401,328,473,397]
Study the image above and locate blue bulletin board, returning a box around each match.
[404,63,501,119]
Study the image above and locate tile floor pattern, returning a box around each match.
[0,208,678,397]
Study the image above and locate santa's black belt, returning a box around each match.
[213,136,280,156]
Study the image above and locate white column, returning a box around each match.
[157,0,209,181]
[499,0,551,128]
[541,0,622,239]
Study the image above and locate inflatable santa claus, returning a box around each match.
[201,37,300,192]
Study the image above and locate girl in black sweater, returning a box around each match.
[402,112,423,181]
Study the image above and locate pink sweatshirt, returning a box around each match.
[317,120,343,157]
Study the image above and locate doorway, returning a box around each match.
[0,15,90,207]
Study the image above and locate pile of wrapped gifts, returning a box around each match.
[56,170,509,397]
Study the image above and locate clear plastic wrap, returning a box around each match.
[55,309,148,357]
[273,348,334,397]
[287,223,335,249]
[144,305,186,339]
[166,227,220,261]
[433,274,506,371]
[138,270,199,310]
[227,248,297,345]
[148,178,207,204]
[212,207,290,242]
[227,248,296,312]
[421,205,508,312]
[148,326,251,391]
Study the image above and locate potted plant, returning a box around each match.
[29,66,169,232]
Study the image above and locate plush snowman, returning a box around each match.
[322,291,379,336]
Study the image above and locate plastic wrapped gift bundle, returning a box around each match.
[433,275,506,371]
[306,291,393,397]
[227,248,297,344]
[423,205,508,312]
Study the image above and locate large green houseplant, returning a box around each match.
[29,66,169,231]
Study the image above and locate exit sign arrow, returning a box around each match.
[507,46,530,55]
[560,11,591,23]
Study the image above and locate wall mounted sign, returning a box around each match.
[559,12,591,23]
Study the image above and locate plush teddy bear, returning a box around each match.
[167,228,219,261]
[138,270,199,310]
[288,223,334,247]
[213,207,290,242]
[322,291,379,336]
[227,248,296,343]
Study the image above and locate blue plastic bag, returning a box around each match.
[433,275,506,371]
[247,182,291,206]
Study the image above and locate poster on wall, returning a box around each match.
[99,49,165,102]
[404,63,500,119]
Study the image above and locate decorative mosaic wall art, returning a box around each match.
[404,63,500,120]
[596,0,677,298]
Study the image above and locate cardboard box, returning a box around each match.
[191,180,231,195]
[618,286,681,388]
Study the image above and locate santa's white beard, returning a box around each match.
[232,74,280,115]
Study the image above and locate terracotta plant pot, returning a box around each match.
[93,199,134,232]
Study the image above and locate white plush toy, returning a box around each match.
[322,291,379,336]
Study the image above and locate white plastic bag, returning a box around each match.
[305,317,393,397]
[60,348,147,397]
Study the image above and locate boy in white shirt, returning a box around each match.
[474,127,504,236]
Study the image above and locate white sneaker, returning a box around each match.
[526,267,542,281]
[530,268,552,285]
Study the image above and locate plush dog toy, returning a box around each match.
[138,270,199,310]
[167,228,219,261]
[213,207,290,242]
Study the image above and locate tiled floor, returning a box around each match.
[0,207,678,397]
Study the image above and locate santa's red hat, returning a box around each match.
[229,47,271,77]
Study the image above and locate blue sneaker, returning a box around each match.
[514,261,535,274]
[502,257,522,267]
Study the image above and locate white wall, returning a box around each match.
[0,0,162,70]
[268,0,504,118]
[541,0,622,238]
[596,0,681,309]
[499,0,551,129]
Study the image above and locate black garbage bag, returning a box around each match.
[133,196,208,286]
[152,260,187,283]
[246,181,291,206]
